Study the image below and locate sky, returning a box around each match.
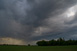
[0,0,77,45]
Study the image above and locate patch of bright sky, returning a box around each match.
[65,5,77,18]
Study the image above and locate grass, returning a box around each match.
[0,45,77,51]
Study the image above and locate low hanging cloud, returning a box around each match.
[0,0,77,45]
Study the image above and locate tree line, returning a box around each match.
[36,38,77,46]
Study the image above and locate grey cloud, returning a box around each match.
[0,0,77,45]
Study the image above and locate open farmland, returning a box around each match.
[0,45,77,51]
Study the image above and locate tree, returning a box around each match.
[57,38,65,46]
[28,44,30,46]
[36,40,48,46]
[48,39,56,46]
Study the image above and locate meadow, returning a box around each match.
[0,45,77,51]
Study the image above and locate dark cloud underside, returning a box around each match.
[0,0,77,45]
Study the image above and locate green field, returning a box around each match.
[0,45,77,51]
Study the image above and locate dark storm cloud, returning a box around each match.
[0,0,4,9]
[0,0,77,44]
